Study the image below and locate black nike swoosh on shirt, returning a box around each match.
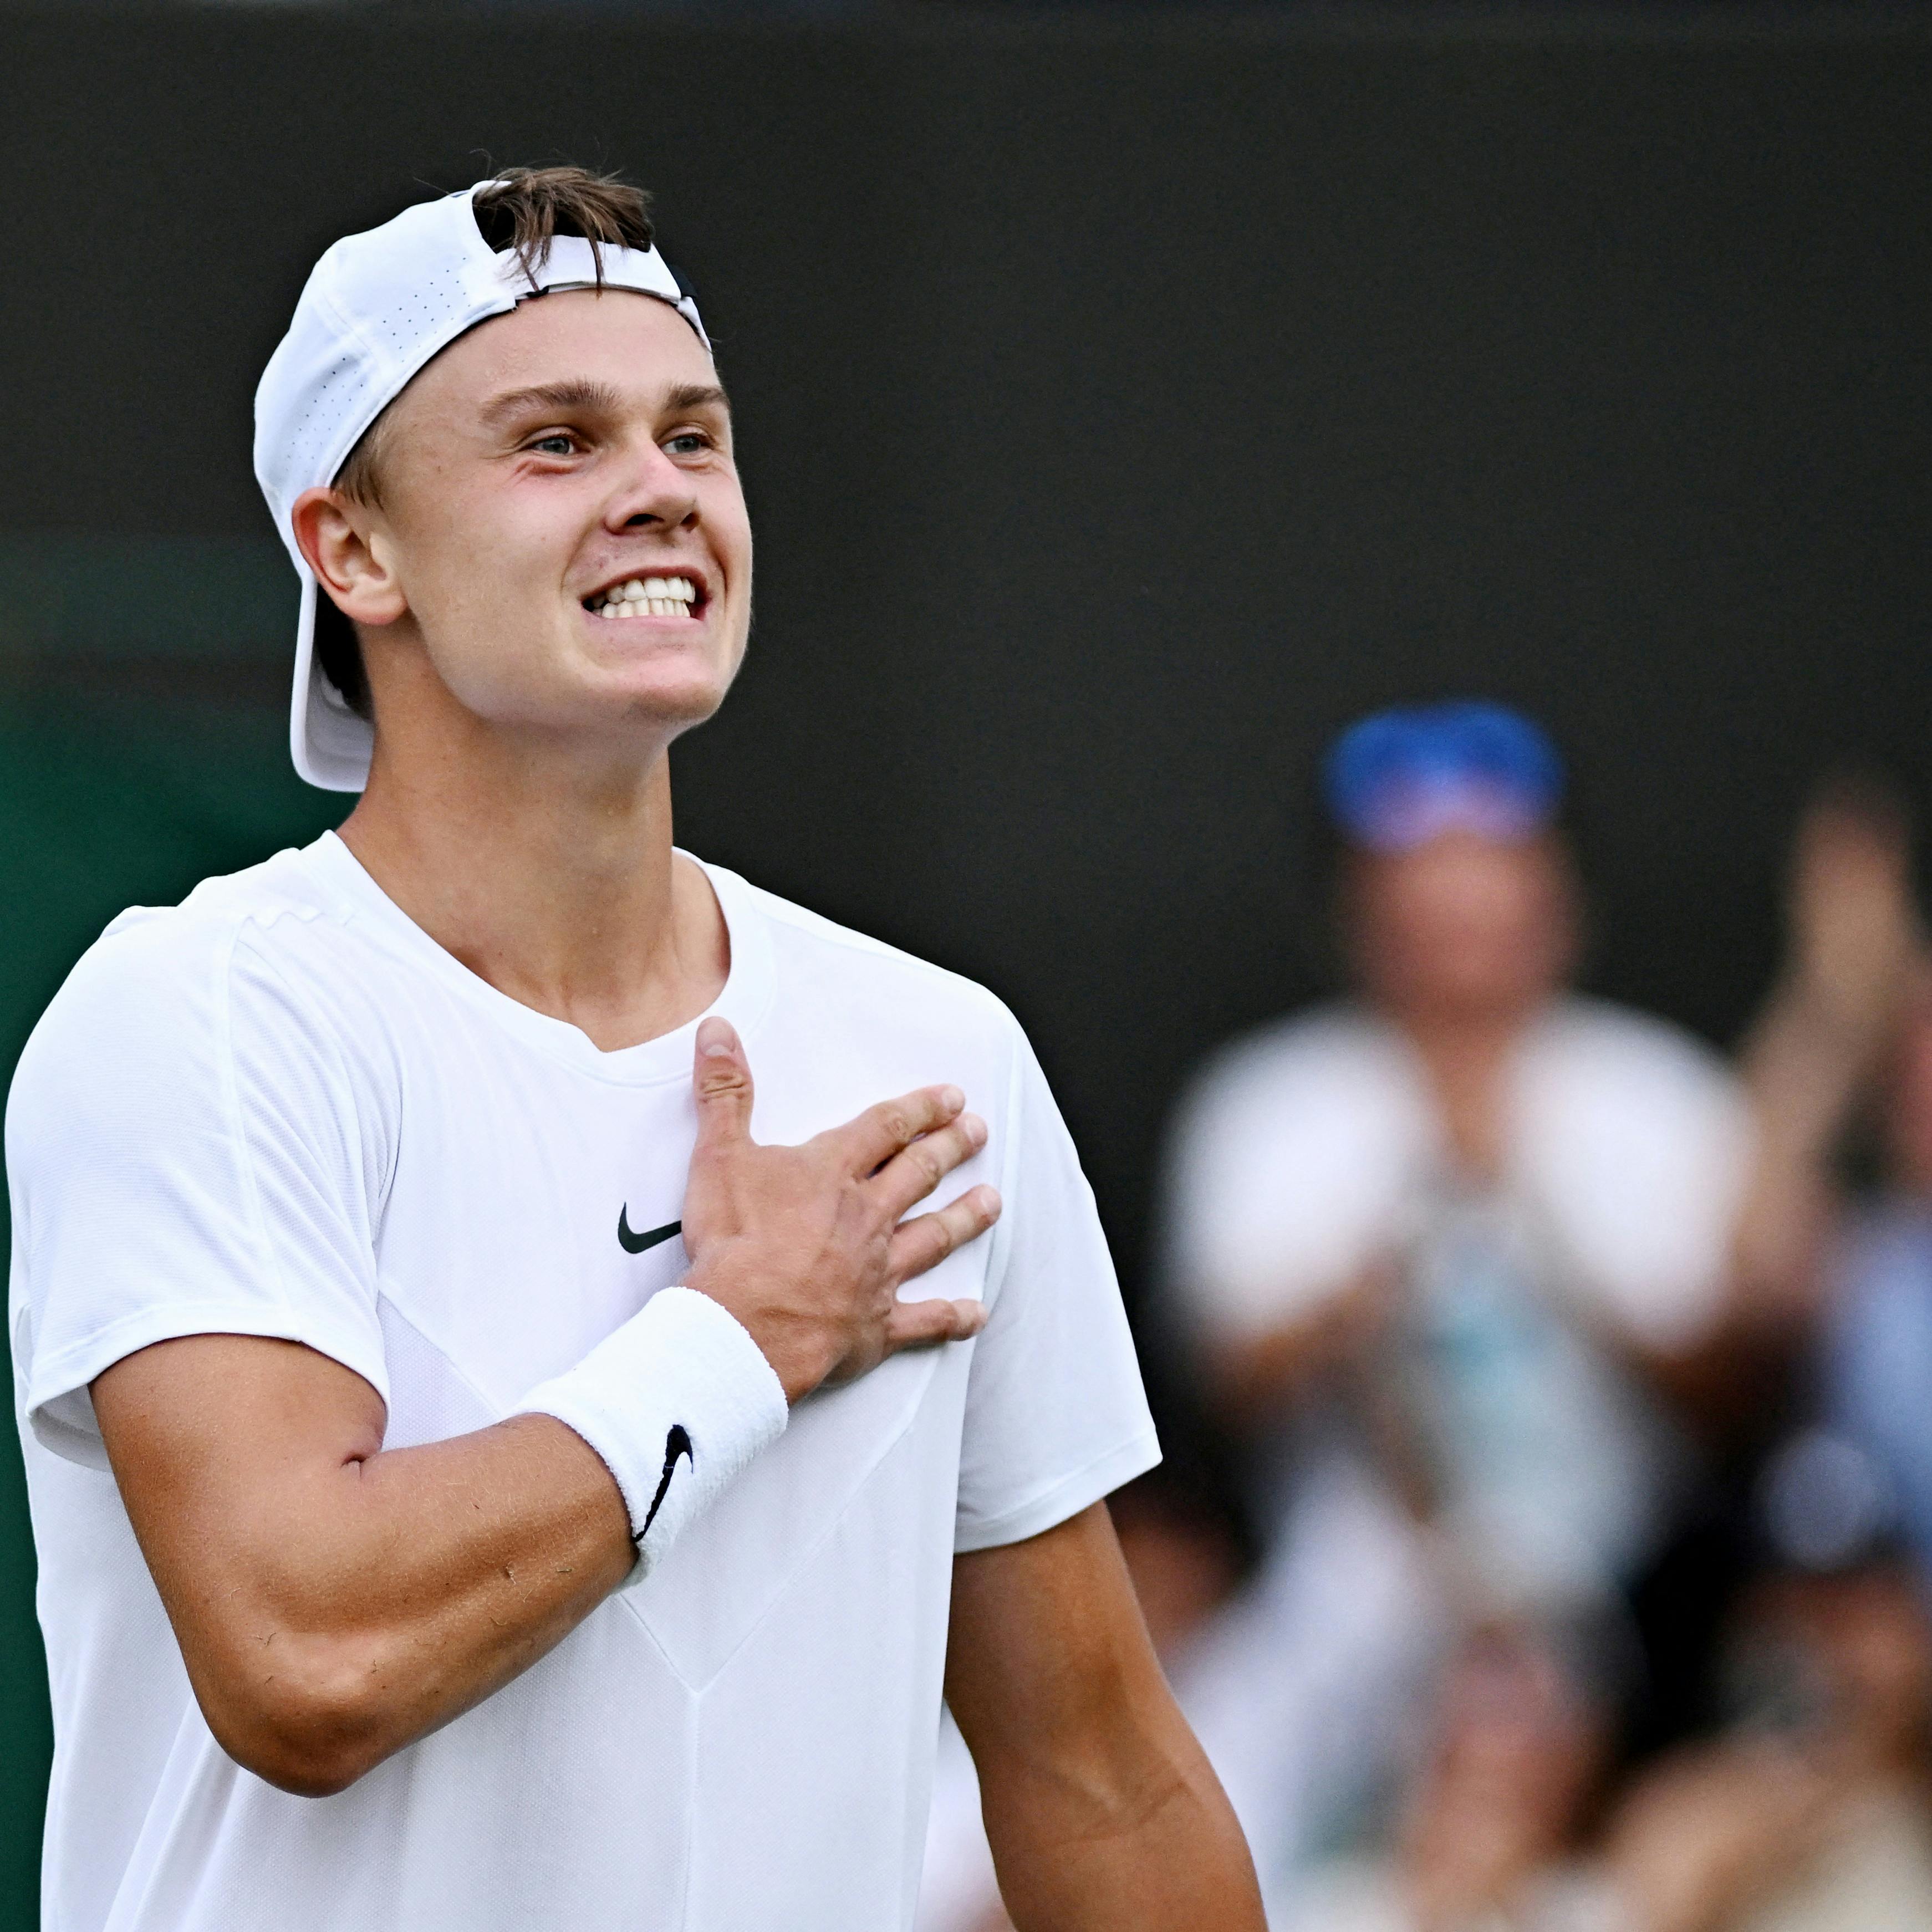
[618,1207,683,1255]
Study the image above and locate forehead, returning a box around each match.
[1357,830,1558,893]
[399,287,720,427]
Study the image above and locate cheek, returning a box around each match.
[425,512,549,609]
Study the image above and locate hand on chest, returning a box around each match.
[373,1049,997,1421]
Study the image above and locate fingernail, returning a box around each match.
[961,1112,986,1148]
[939,1085,964,1114]
[696,1016,735,1058]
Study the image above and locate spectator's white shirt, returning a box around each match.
[1162,997,1751,1609]
[1163,997,1751,1356]
[8,833,1157,1932]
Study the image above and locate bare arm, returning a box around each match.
[93,1340,631,1797]
[1732,779,1919,1317]
[945,1503,1265,1931]
[91,1017,1000,1797]
[1641,786,1921,1436]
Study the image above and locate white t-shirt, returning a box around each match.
[1160,998,1751,1607]
[7,832,1158,1932]
[1163,997,1751,1356]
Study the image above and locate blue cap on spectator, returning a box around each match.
[1324,701,1564,853]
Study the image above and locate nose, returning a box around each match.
[604,439,698,534]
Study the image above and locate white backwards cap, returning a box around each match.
[254,182,709,791]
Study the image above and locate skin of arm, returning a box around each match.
[90,1021,998,1798]
[945,1503,1266,1932]
[93,1340,631,1798]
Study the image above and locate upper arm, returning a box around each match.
[91,1335,389,1730]
[945,1503,1177,1785]
[9,922,390,1468]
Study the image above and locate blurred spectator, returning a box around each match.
[1599,1432,1932,1932]
[1276,1467,1932,1932]
[1273,1621,1620,1930]
[1154,702,1756,1887]
[1726,774,1932,1576]
[926,754,1932,1926]
[1732,775,1922,1339]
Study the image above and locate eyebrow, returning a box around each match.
[479,378,732,429]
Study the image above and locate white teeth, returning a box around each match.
[589,575,699,616]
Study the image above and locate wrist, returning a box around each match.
[684,1246,832,1404]
[513,1286,788,1585]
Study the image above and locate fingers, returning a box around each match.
[881,1296,988,1357]
[886,1184,1002,1283]
[691,1017,755,1151]
[835,1084,966,1178]
[870,1112,988,1220]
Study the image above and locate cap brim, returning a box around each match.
[290,567,375,792]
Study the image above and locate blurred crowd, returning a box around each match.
[919,702,1932,1932]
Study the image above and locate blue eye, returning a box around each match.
[532,435,576,456]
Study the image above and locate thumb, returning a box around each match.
[692,1016,755,1149]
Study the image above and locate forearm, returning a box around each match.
[132,1405,635,1793]
[946,1508,1265,1932]
[1731,984,1868,1304]
[977,1715,1262,1931]
[257,1419,633,1771]
[98,1337,638,1795]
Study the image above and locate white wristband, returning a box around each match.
[514,1286,788,1586]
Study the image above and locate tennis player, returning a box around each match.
[8,167,1262,1931]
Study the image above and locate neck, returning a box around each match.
[337,726,728,1053]
[1390,1002,1543,1182]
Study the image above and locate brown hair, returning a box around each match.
[316,166,658,721]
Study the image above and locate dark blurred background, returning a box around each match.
[3,2,1930,1919]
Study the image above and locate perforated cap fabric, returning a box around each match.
[253,182,709,792]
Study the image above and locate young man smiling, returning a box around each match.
[6,171,1263,1931]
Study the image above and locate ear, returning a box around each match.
[291,486,409,629]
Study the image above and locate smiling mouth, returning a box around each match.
[584,575,701,620]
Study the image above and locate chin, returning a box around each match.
[609,672,733,732]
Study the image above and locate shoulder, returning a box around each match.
[1170,1002,1420,1146]
[1513,998,1750,1332]
[714,864,1022,1063]
[1520,996,1745,1138]
[8,845,345,1129]
[1533,994,1735,1085]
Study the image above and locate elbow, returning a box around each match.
[197,1639,400,1799]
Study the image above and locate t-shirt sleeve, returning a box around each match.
[7,917,390,1470]
[952,1021,1159,1553]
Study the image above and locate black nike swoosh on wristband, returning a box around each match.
[618,1208,683,1255]
[638,1425,694,1543]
